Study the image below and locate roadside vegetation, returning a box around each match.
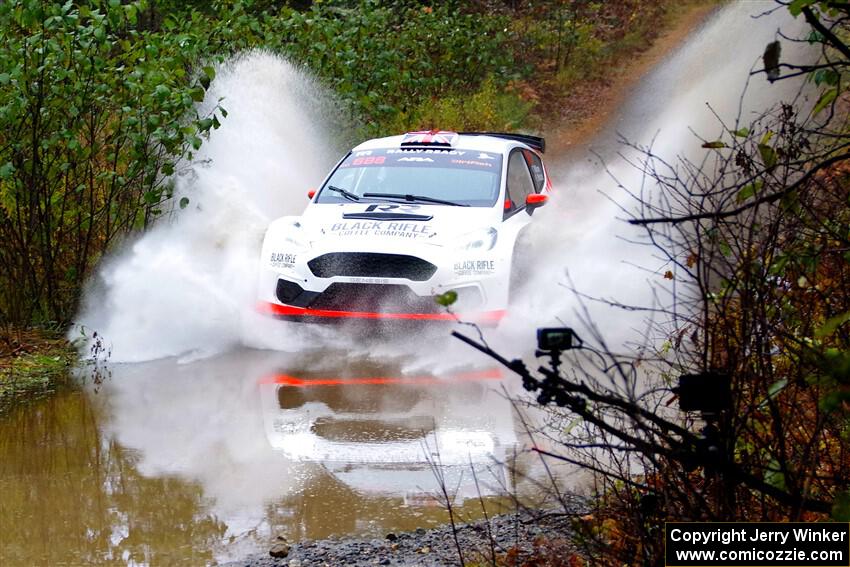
[0,328,76,411]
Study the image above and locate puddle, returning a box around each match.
[0,349,551,565]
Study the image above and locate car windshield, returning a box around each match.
[315,148,503,207]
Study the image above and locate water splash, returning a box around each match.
[75,51,343,362]
[500,1,813,357]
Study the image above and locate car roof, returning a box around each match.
[352,133,528,155]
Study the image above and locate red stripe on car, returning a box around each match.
[256,301,506,323]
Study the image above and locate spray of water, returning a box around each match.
[501,1,812,357]
[75,51,343,362]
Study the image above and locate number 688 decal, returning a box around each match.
[352,156,386,166]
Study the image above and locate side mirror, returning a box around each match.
[307,189,316,199]
[526,193,548,207]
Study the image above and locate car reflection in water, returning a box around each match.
[84,349,536,553]
[259,367,520,508]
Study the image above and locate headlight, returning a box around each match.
[454,227,497,251]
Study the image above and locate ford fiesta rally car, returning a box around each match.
[256,130,551,324]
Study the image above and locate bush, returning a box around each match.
[0,0,225,324]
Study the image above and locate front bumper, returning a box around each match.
[257,241,508,323]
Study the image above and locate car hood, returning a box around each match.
[298,202,498,244]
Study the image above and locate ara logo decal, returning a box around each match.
[397,157,434,162]
[477,153,495,160]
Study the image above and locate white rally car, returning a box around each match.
[256,130,551,324]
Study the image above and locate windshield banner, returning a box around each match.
[339,148,503,172]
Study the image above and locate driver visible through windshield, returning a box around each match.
[316,148,503,207]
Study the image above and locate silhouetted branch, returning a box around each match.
[629,151,850,225]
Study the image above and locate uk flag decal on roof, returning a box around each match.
[400,130,458,147]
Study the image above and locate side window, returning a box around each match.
[505,149,536,215]
[523,150,546,193]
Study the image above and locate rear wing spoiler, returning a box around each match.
[459,132,545,154]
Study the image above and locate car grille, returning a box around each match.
[307,283,440,313]
[307,253,437,281]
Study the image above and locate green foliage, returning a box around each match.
[736,180,763,202]
[758,142,778,169]
[0,329,76,412]
[817,311,850,339]
[520,0,671,108]
[0,0,224,323]
[832,491,850,521]
[388,78,535,134]
[813,87,838,115]
[258,1,523,137]
[789,0,823,17]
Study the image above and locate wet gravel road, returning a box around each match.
[225,510,577,567]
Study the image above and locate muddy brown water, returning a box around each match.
[0,349,554,565]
